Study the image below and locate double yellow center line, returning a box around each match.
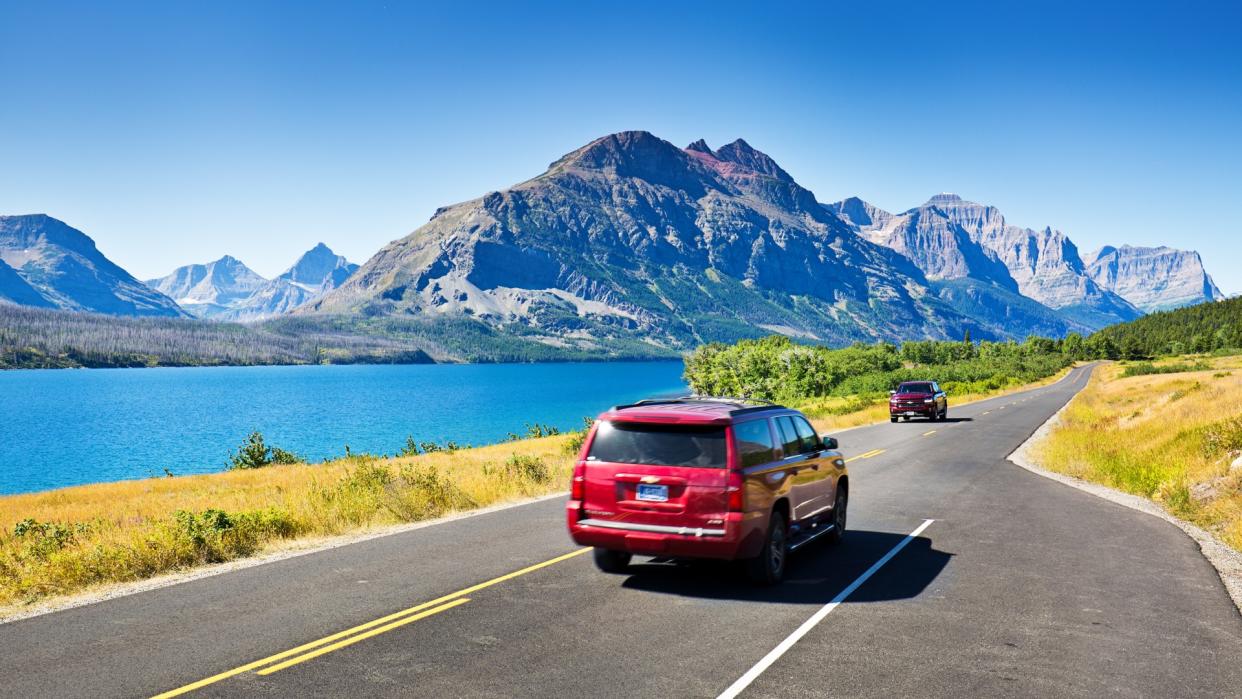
[845,448,885,463]
[153,548,591,697]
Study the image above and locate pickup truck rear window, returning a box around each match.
[587,422,727,468]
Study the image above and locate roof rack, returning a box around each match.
[609,395,779,415]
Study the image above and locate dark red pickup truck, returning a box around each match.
[889,381,948,422]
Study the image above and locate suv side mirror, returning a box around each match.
[889,390,897,396]
[821,435,838,450]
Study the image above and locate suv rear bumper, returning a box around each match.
[566,502,762,559]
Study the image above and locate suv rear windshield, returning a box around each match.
[897,382,934,394]
[587,421,727,468]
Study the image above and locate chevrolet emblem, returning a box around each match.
[640,476,660,484]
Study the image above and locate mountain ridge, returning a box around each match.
[146,244,359,321]
[0,214,186,317]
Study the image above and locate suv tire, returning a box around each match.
[593,548,632,574]
[826,486,847,545]
[746,511,788,585]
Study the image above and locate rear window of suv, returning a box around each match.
[587,421,727,468]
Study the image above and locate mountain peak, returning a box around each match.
[926,193,964,205]
[552,131,683,170]
[685,139,714,155]
[826,196,892,229]
[279,243,358,289]
[713,139,793,182]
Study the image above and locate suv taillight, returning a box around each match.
[726,469,745,512]
[571,461,586,501]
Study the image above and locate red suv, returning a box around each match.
[566,398,848,585]
[889,381,948,422]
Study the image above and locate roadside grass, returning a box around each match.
[0,436,576,612]
[1037,355,1242,552]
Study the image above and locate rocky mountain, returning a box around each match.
[147,244,359,321]
[306,131,986,349]
[276,242,359,294]
[829,194,1143,330]
[827,197,1016,289]
[919,194,1142,328]
[1084,245,1224,312]
[145,255,268,317]
[0,214,185,317]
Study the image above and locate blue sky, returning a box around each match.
[1,1,1239,292]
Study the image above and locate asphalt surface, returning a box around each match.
[3,364,1240,698]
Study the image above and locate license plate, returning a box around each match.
[635,484,669,502]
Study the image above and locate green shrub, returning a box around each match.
[384,465,476,520]
[525,423,561,438]
[1201,416,1242,459]
[488,454,552,485]
[228,431,301,469]
[12,519,91,559]
[398,436,421,457]
[1121,361,1210,378]
[561,416,596,456]
[168,507,298,563]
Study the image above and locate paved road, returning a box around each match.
[3,365,1240,698]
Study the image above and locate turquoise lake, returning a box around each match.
[0,361,687,495]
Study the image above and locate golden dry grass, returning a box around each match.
[1037,355,1242,551]
[0,436,576,612]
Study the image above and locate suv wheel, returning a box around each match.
[746,511,788,585]
[890,417,898,423]
[827,486,847,545]
[593,548,632,574]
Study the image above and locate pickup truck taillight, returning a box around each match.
[571,461,586,501]
[726,469,745,512]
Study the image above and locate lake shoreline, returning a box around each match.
[0,360,688,495]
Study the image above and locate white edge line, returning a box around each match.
[716,518,936,699]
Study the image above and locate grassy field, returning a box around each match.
[1037,354,1242,551]
[0,436,578,614]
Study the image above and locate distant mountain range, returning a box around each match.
[0,215,186,317]
[145,243,358,320]
[0,131,1226,356]
[307,131,1221,349]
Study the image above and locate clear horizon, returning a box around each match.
[1,1,1239,294]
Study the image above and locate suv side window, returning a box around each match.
[734,419,776,468]
[775,416,801,456]
[792,416,820,453]
[932,382,941,393]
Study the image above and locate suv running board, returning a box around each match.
[787,523,837,552]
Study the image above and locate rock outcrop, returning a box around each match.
[1084,245,1224,312]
